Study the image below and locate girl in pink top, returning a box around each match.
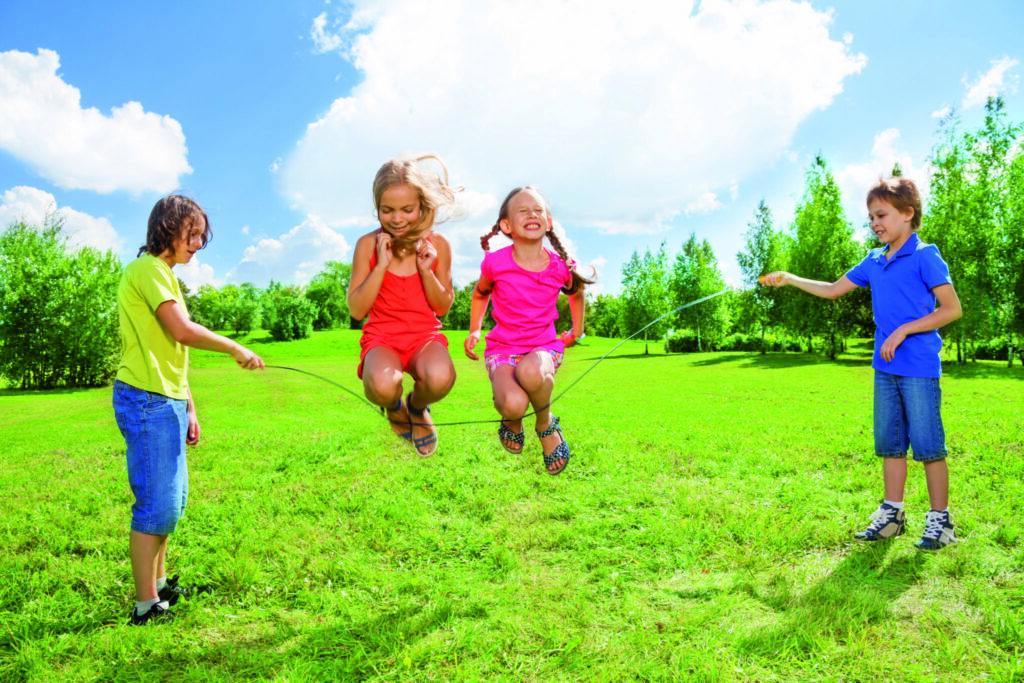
[348,155,459,456]
[464,186,594,475]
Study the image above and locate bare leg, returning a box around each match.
[130,531,168,602]
[407,341,455,455]
[882,457,908,503]
[515,351,565,474]
[362,347,409,438]
[491,365,529,452]
[923,459,949,510]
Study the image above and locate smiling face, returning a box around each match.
[159,216,207,267]
[499,189,552,241]
[377,184,422,237]
[868,198,914,250]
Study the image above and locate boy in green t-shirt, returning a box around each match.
[114,195,264,625]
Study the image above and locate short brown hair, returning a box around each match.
[139,195,210,257]
[867,177,922,231]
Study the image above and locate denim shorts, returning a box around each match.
[873,370,948,462]
[112,380,189,534]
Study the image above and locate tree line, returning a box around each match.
[582,97,1024,366]
[1,98,1020,389]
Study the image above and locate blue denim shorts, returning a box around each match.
[112,380,189,534]
[873,371,948,462]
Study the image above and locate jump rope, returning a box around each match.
[265,288,731,429]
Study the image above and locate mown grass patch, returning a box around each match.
[2,330,1022,681]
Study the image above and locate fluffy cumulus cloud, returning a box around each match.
[0,49,191,194]
[962,56,1020,110]
[281,0,865,235]
[835,129,929,233]
[0,185,124,252]
[226,215,351,287]
[176,258,221,292]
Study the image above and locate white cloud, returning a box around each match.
[0,49,191,194]
[962,56,1020,109]
[931,106,952,119]
[226,214,351,287]
[283,0,865,235]
[177,257,221,292]
[0,185,124,252]
[310,12,344,53]
[685,191,723,215]
[835,129,929,230]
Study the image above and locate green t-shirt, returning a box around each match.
[116,254,189,399]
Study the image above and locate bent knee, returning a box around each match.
[363,369,403,401]
[493,390,529,417]
[515,356,553,388]
[419,365,456,395]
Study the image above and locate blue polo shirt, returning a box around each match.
[845,233,953,378]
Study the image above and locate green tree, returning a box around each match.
[306,261,351,331]
[996,132,1024,365]
[228,283,262,335]
[924,98,1021,362]
[0,219,121,388]
[976,99,1022,366]
[618,245,670,354]
[787,154,864,359]
[188,284,229,330]
[443,283,475,331]
[735,200,782,353]
[669,233,727,351]
[586,293,622,338]
[265,285,316,341]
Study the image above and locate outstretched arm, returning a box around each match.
[762,271,858,300]
[155,301,263,369]
[463,274,493,360]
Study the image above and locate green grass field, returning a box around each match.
[1,330,1023,681]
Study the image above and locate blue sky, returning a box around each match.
[2,1,1022,294]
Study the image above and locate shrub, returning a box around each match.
[665,330,700,353]
[719,333,760,352]
[974,337,1024,362]
[265,286,316,341]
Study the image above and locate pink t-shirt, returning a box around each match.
[482,245,572,355]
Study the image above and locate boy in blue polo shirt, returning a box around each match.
[764,177,962,550]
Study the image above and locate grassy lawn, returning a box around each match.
[1,330,1022,681]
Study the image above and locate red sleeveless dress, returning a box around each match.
[357,236,448,378]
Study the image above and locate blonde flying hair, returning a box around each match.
[372,154,460,257]
[479,186,596,295]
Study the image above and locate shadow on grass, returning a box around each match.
[0,385,106,398]
[942,362,1024,381]
[690,352,872,370]
[578,352,674,362]
[737,542,927,658]
[242,334,278,345]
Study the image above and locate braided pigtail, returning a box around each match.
[546,228,596,295]
[480,222,502,252]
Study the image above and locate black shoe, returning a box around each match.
[129,602,175,626]
[158,574,213,606]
